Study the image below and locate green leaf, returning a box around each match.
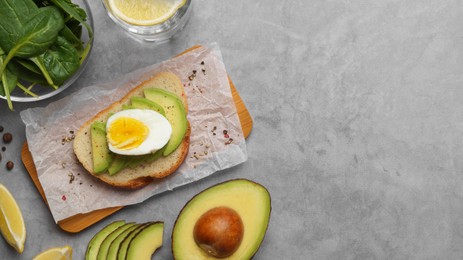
[0,6,64,77]
[12,6,65,58]
[50,0,93,38]
[12,59,48,84]
[0,0,39,51]
[59,25,84,50]
[40,36,80,85]
[30,56,56,88]
[0,56,19,110]
[66,19,83,39]
[14,59,42,74]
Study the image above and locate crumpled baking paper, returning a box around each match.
[20,44,248,222]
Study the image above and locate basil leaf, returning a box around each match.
[40,36,80,85]
[0,0,39,51]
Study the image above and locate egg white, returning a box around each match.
[106,109,172,155]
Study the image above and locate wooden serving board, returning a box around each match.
[21,47,253,233]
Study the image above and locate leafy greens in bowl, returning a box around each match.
[0,0,94,110]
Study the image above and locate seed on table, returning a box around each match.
[3,133,12,143]
[0,126,3,132]
[6,161,14,170]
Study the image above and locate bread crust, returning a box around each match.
[73,72,190,189]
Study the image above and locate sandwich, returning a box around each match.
[73,71,190,189]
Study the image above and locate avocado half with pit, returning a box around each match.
[172,179,271,259]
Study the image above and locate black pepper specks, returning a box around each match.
[6,161,14,170]
[61,131,75,145]
[1,127,13,171]
[3,133,12,143]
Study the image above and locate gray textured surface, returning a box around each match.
[1,0,463,259]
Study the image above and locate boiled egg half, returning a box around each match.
[106,109,172,155]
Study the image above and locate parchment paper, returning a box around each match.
[20,44,248,222]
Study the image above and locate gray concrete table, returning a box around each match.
[2,0,463,259]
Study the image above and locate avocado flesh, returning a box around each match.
[126,222,164,260]
[85,220,125,260]
[106,224,141,260]
[91,121,113,173]
[172,179,271,260]
[97,223,136,260]
[117,223,150,260]
[130,96,166,116]
[143,88,188,156]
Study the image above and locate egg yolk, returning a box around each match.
[107,117,149,150]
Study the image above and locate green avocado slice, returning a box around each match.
[130,96,165,116]
[126,222,164,260]
[97,223,136,260]
[143,88,188,156]
[116,223,150,260]
[172,179,271,260]
[85,220,125,260]
[91,121,112,174]
[106,224,141,260]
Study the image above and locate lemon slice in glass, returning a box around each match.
[0,183,26,253]
[109,0,187,26]
[33,246,72,260]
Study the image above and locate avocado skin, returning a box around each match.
[171,179,272,260]
[116,223,151,260]
[106,224,141,260]
[126,221,164,260]
[85,220,125,260]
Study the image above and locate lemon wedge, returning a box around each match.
[108,0,187,26]
[0,183,26,253]
[33,246,72,260]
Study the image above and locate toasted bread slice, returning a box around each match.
[73,72,190,189]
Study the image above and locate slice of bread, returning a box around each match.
[73,72,190,189]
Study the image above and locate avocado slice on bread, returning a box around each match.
[74,72,190,189]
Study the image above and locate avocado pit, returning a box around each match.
[193,206,244,258]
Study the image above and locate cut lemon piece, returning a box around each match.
[33,246,72,260]
[108,0,187,26]
[0,183,26,253]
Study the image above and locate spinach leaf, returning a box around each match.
[60,25,84,50]
[50,0,93,38]
[0,6,64,76]
[14,59,43,75]
[66,19,83,39]
[0,57,19,110]
[30,56,56,88]
[40,36,80,85]
[16,65,48,85]
[10,6,64,58]
[0,0,38,51]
